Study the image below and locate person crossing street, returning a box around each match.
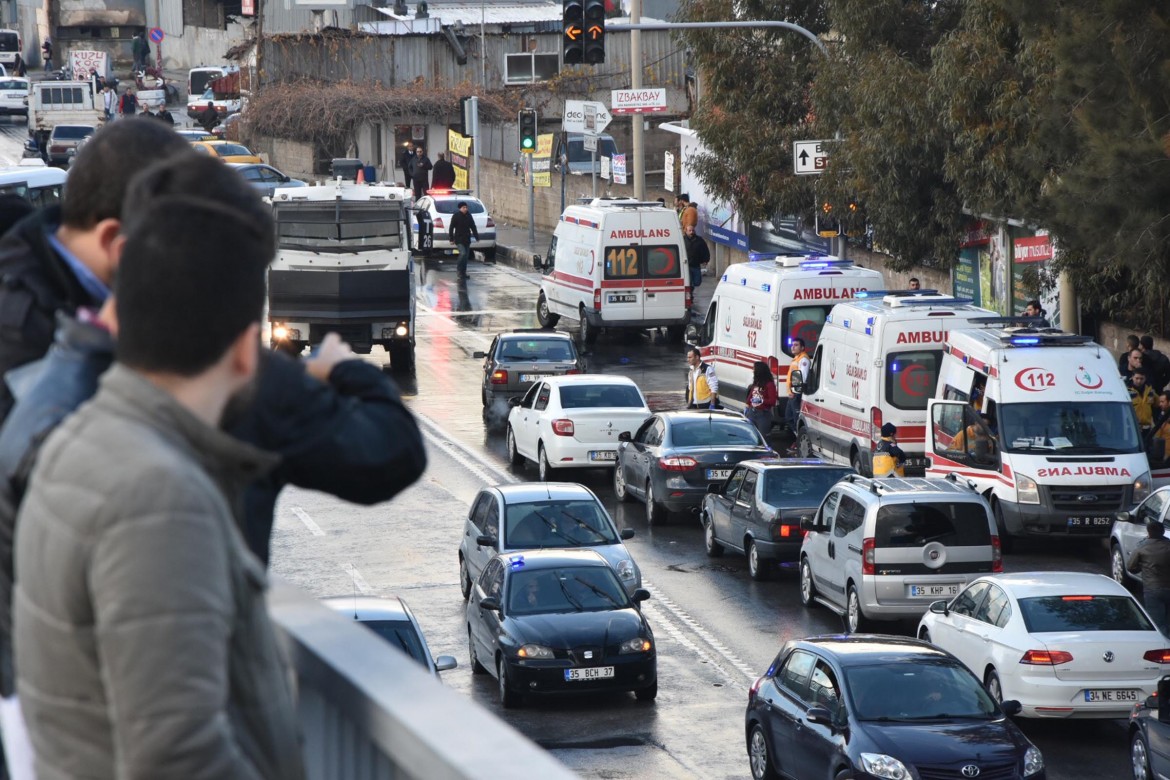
[449,200,479,280]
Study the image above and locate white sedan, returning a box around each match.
[505,375,650,481]
[917,572,1170,719]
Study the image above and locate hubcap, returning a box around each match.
[705,523,714,549]
[1113,549,1125,583]
[988,675,1002,702]
[848,591,860,631]
[749,728,768,779]
[801,563,811,601]
[646,483,654,520]
[749,544,758,574]
[539,451,548,479]
[1134,738,1149,780]
[615,467,624,495]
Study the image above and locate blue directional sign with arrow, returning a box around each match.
[793,140,830,175]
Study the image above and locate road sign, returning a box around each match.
[563,100,612,133]
[611,88,667,115]
[793,140,830,175]
[149,27,164,44]
[582,133,598,152]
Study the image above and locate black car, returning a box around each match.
[613,410,774,525]
[701,459,854,580]
[466,549,656,707]
[1130,676,1170,780]
[746,635,1045,780]
[474,329,586,428]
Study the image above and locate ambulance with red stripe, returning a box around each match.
[690,254,882,415]
[793,293,996,476]
[534,199,689,345]
[925,326,1150,543]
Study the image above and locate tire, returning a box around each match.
[919,626,931,643]
[505,426,524,466]
[747,540,769,581]
[538,444,553,482]
[614,462,632,502]
[796,427,814,458]
[1112,543,1130,589]
[1133,731,1153,780]
[834,770,855,780]
[703,514,724,557]
[985,668,1004,705]
[388,341,414,371]
[993,501,1015,554]
[645,480,667,526]
[846,583,869,633]
[459,556,472,601]
[578,308,598,346]
[850,448,869,478]
[799,557,817,608]
[498,658,520,708]
[635,680,658,702]
[537,292,560,328]
[748,723,780,780]
[482,247,496,263]
[468,628,487,675]
[665,325,685,343]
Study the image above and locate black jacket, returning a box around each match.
[432,159,456,189]
[449,209,479,245]
[684,232,711,267]
[410,154,432,184]
[0,206,100,422]
[198,105,218,132]
[398,147,414,172]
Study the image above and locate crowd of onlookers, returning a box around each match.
[1120,333,1170,462]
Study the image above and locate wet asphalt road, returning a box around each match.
[269,257,1130,779]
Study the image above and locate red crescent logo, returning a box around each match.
[899,364,930,397]
[588,249,596,274]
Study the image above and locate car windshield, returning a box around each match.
[999,401,1143,454]
[669,419,765,448]
[0,80,26,90]
[52,126,92,139]
[845,660,998,721]
[761,468,853,506]
[0,33,18,53]
[504,499,619,548]
[497,339,575,362]
[213,144,253,157]
[1018,595,1154,632]
[559,384,644,409]
[355,619,429,669]
[874,503,992,548]
[275,200,406,252]
[433,199,485,214]
[507,566,630,615]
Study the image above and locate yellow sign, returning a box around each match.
[536,133,554,158]
[448,129,473,158]
[454,166,468,190]
[532,133,554,187]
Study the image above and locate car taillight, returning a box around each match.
[486,217,495,227]
[593,289,602,311]
[870,407,883,446]
[552,419,575,436]
[433,217,445,229]
[775,524,797,540]
[659,456,698,471]
[49,144,64,153]
[748,675,764,701]
[490,369,508,385]
[1144,650,1170,664]
[1020,650,1074,665]
[991,535,1003,573]
[685,285,693,309]
[861,537,875,575]
[564,368,581,374]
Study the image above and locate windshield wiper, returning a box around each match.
[555,576,586,612]
[529,510,578,547]
[559,509,607,542]
[571,576,622,608]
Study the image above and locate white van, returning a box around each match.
[926,326,1150,544]
[795,292,996,476]
[0,30,20,70]
[535,198,689,346]
[0,164,66,209]
[691,253,883,413]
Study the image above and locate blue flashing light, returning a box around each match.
[866,317,875,325]
[721,274,728,282]
[740,278,747,286]
[801,262,831,270]
[508,555,526,568]
[891,362,900,372]
[864,327,873,335]
[1011,337,1040,345]
[843,319,851,328]
[855,290,870,298]
[749,251,778,262]
[761,283,772,292]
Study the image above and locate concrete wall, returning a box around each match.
[159,22,251,71]
[253,136,315,181]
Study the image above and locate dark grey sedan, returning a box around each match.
[700,459,854,580]
[613,410,774,525]
[474,329,585,429]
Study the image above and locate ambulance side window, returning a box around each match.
[886,350,942,411]
[546,236,558,271]
[782,305,830,354]
[803,347,822,395]
[697,301,716,346]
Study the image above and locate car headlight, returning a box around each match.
[517,644,554,660]
[1134,472,1152,504]
[859,754,910,780]
[616,558,637,582]
[1015,473,1040,505]
[619,637,652,654]
[1023,745,1044,776]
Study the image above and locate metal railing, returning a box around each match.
[268,582,578,780]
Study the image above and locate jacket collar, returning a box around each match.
[0,206,94,312]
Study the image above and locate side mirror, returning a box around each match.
[928,599,949,616]
[433,655,458,672]
[999,700,1022,717]
[280,175,290,182]
[508,396,522,407]
[479,596,501,612]
[620,528,635,540]
[532,254,543,270]
[1146,694,1158,710]
[789,370,804,396]
[1157,676,1170,722]
[476,534,496,547]
[685,324,700,342]
[805,706,833,726]
[707,482,721,494]
[632,588,651,603]
[618,431,633,442]
[800,516,818,532]
[472,350,486,359]
[1116,510,1135,523]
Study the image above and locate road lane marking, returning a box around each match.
[644,585,757,684]
[416,309,532,317]
[416,413,518,487]
[343,563,373,595]
[290,506,325,536]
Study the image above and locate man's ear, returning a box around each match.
[229,322,261,381]
[95,218,124,277]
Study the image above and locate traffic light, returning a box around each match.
[816,200,839,238]
[563,0,584,65]
[842,199,866,238]
[583,0,606,64]
[519,109,537,154]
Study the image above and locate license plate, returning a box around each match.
[607,293,637,303]
[565,666,615,681]
[1068,517,1113,527]
[519,374,549,382]
[706,468,732,480]
[1084,688,1139,703]
[589,450,617,462]
[903,457,929,468]
[908,584,960,598]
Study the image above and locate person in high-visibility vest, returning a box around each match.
[784,338,811,435]
[685,346,719,409]
[872,423,907,478]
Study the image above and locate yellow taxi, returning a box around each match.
[189,140,262,164]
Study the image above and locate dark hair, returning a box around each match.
[791,338,805,350]
[909,277,920,284]
[1142,335,1155,351]
[1149,519,1166,538]
[116,156,273,375]
[687,345,701,359]
[751,360,772,387]
[60,119,191,230]
[1027,299,1042,311]
[1134,368,1148,379]
[881,422,897,437]
[1128,334,1140,348]
[1160,391,1170,403]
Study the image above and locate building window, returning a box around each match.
[504,53,559,85]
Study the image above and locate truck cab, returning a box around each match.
[27,81,102,151]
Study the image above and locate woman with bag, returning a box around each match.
[745,361,777,436]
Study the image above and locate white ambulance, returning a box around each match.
[535,199,690,346]
[691,253,883,413]
[794,293,997,476]
[925,326,1150,544]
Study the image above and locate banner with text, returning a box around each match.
[612,154,627,185]
[532,133,554,187]
[664,151,674,192]
[447,129,472,191]
[1011,233,1055,321]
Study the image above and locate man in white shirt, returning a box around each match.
[685,346,719,409]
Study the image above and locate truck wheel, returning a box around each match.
[536,292,559,328]
[851,448,870,478]
[482,247,496,263]
[665,325,685,343]
[993,501,1015,554]
[578,308,598,347]
[388,341,414,372]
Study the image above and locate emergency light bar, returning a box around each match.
[969,316,1046,327]
[854,289,940,298]
[998,333,1094,347]
[884,296,974,307]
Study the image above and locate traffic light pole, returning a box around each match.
[528,156,536,246]
[630,0,644,200]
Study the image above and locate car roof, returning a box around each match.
[494,482,597,503]
[976,571,1127,598]
[841,476,986,500]
[498,330,572,342]
[497,548,609,571]
[795,634,954,666]
[542,374,638,387]
[656,410,750,422]
[320,595,411,622]
[748,459,849,470]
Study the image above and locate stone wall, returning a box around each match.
[254,137,315,182]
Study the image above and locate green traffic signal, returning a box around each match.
[519,109,538,154]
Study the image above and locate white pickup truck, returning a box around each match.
[28,81,103,151]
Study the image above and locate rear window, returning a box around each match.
[874,502,991,548]
[1018,595,1154,633]
[434,199,485,214]
[497,338,575,362]
[603,245,681,280]
[213,144,253,157]
[669,419,764,448]
[761,467,852,506]
[782,305,830,354]
[0,80,26,91]
[358,619,428,669]
[0,33,18,53]
[559,384,644,409]
[885,350,942,410]
[52,126,93,139]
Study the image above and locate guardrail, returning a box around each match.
[268,582,578,779]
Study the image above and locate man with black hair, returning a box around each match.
[449,200,478,280]
[1140,335,1170,392]
[12,154,304,778]
[1128,520,1170,637]
[0,119,190,422]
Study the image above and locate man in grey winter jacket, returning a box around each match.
[12,156,303,779]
